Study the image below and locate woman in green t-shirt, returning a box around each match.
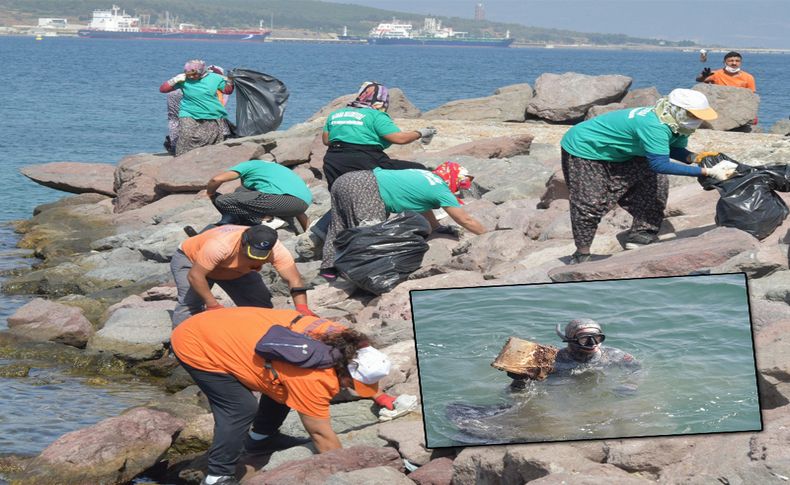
[160,59,234,156]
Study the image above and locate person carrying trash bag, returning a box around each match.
[560,88,738,265]
[171,307,415,485]
[696,153,790,239]
[319,166,488,280]
[160,59,234,156]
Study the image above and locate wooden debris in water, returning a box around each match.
[491,336,558,381]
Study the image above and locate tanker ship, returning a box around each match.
[77,5,270,42]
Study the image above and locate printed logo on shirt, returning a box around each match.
[628,107,653,119]
[330,111,365,120]
[418,171,444,186]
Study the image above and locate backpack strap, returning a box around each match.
[287,314,304,329]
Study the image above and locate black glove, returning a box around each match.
[700,67,712,78]
[435,225,460,238]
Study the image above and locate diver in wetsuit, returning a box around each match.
[508,318,640,389]
[553,318,640,372]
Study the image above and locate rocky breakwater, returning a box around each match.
[3,73,790,484]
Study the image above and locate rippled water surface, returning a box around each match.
[412,274,761,447]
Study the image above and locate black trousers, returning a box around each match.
[323,142,426,189]
[177,359,291,476]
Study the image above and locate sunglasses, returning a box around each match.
[571,334,605,347]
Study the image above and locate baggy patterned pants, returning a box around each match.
[176,117,224,156]
[561,149,668,250]
[213,187,308,225]
[320,170,388,270]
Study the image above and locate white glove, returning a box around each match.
[418,127,438,145]
[168,73,186,86]
[706,160,738,181]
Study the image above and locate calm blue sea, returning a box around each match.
[412,274,761,447]
[0,37,782,458]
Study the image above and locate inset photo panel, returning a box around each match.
[410,273,762,448]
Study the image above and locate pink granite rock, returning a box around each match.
[548,227,759,282]
[245,446,404,485]
[7,298,94,348]
[26,407,184,485]
[432,134,534,159]
[21,162,116,196]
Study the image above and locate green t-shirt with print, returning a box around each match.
[229,160,313,206]
[373,168,461,213]
[560,108,688,161]
[324,107,401,149]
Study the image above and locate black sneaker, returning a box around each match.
[242,432,310,455]
[569,251,592,265]
[625,231,659,250]
[200,476,239,485]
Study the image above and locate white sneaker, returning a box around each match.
[378,394,419,421]
[261,217,285,230]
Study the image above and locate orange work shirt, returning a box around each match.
[171,307,347,419]
[705,69,756,92]
[180,225,295,280]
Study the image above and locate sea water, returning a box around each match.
[412,274,762,447]
[0,37,784,457]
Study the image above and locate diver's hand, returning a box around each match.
[706,160,738,181]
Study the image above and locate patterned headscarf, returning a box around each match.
[183,59,207,76]
[432,161,473,204]
[654,96,698,136]
[347,81,390,111]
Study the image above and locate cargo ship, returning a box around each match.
[368,18,513,47]
[77,5,270,41]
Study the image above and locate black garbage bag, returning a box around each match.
[228,68,289,137]
[333,213,431,295]
[697,153,790,239]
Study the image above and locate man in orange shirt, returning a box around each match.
[170,224,314,327]
[171,307,392,485]
[696,51,756,92]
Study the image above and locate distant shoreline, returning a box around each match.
[2,28,789,54]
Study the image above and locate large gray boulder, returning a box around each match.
[20,162,116,196]
[694,83,760,131]
[7,298,94,348]
[769,119,790,136]
[621,86,662,108]
[422,83,534,122]
[24,407,184,485]
[527,72,632,122]
[87,307,172,360]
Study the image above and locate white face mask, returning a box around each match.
[679,118,703,130]
[724,65,741,74]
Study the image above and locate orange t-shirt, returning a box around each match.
[705,69,756,92]
[180,225,295,280]
[171,307,347,418]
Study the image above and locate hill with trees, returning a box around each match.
[0,0,697,46]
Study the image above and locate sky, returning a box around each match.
[324,0,790,49]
